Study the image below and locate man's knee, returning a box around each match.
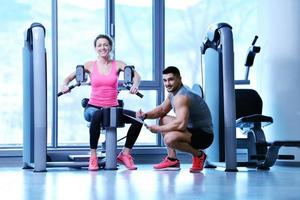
[164,134,177,148]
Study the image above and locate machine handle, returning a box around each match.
[57,84,79,97]
[136,92,144,98]
[252,35,258,45]
[57,91,63,97]
[124,85,144,98]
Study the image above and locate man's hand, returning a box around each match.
[146,124,160,133]
[136,109,146,119]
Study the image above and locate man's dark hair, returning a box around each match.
[94,34,113,47]
[163,66,181,77]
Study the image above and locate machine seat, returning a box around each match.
[236,114,273,129]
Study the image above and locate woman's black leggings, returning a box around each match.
[89,108,143,149]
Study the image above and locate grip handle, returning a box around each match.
[57,84,77,97]
[125,85,143,98]
[252,35,258,45]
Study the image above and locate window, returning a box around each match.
[57,0,105,146]
[0,0,51,147]
[0,0,260,148]
[115,0,153,80]
[114,0,157,145]
[165,0,259,139]
[165,0,259,87]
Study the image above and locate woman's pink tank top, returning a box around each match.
[88,60,119,107]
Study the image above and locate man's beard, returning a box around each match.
[166,86,176,93]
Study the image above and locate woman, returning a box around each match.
[61,34,143,171]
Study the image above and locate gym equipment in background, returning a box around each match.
[200,22,237,172]
[201,24,300,170]
[23,23,47,172]
[235,36,300,170]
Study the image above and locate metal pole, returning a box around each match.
[105,107,118,170]
[51,0,58,148]
[220,27,237,172]
[32,25,47,172]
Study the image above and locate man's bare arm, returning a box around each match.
[147,95,189,133]
[145,98,172,119]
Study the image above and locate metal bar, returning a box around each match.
[220,27,237,171]
[51,0,58,148]
[153,0,165,146]
[32,25,47,172]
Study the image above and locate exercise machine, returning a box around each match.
[60,65,142,170]
[200,23,237,171]
[23,23,97,171]
[23,23,47,172]
[23,23,143,172]
[201,22,300,170]
[235,36,300,170]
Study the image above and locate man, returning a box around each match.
[137,66,214,173]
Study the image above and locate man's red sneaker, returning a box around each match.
[153,156,180,171]
[190,152,207,173]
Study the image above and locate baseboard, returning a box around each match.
[275,161,300,167]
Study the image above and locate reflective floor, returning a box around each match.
[1,164,300,200]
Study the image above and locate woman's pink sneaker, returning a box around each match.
[117,152,137,170]
[88,156,99,171]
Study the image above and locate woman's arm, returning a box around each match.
[61,61,92,92]
[61,72,76,92]
[132,69,141,87]
[116,60,141,94]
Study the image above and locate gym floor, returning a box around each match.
[1,163,300,200]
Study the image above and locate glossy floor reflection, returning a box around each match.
[1,164,300,200]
